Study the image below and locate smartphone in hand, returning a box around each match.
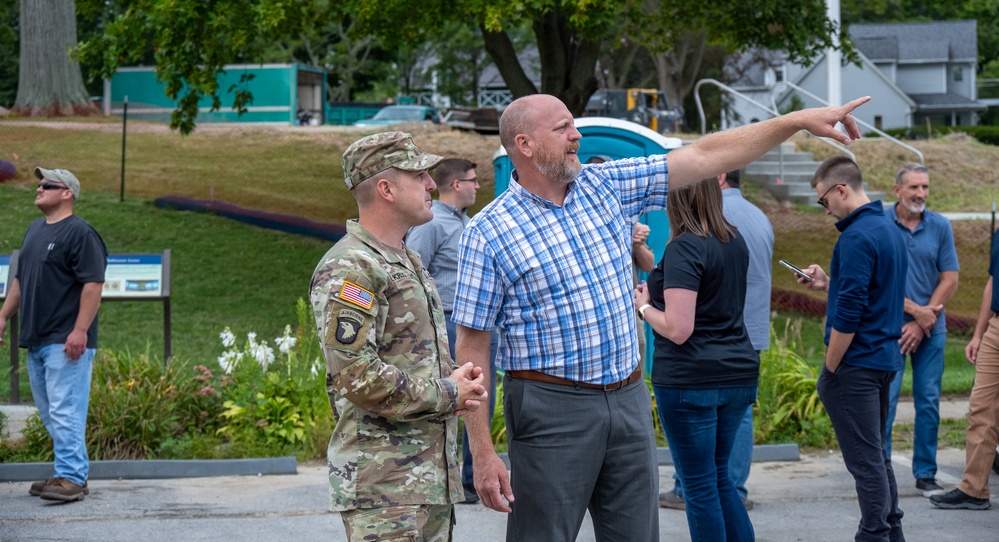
[779,259,814,282]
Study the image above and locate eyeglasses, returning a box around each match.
[456,177,479,185]
[38,181,69,191]
[817,184,845,209]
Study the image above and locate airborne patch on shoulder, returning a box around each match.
[335,311,364,344]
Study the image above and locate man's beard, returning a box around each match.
[536,145,581,186]
[902,199,926,214]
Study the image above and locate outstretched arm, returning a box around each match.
[667,96,871,190]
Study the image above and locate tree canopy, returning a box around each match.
[77,0,854,133]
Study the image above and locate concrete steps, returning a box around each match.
[742,142,885,206]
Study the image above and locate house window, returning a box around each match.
[774,65,785,83]
[874,115,883,130]
[954,67,964,82]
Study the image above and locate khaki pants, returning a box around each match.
[341,504,454,542]
[959,315,999,499]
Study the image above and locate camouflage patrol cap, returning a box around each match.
[342,131,444,189]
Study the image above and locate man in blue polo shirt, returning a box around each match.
[883,163,959,498]
[802,156,907,542]
[453,93,871,541]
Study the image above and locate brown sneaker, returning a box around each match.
[31,478,89,497]
[39,478,86,502]
[29,478,56,496]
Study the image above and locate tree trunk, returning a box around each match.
[655,29,707,113]
[15,0,99,117]
[533,10,600,116]
[481,11,600,116]
[481,25,537,98]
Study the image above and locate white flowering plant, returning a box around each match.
[214,299,330,456]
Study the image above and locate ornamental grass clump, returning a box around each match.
[755,320,836,449]
[87,348,229,460]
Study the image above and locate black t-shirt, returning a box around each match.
[16,215,107,348]
[648,229,759,389]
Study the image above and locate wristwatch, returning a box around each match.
[638,304,653,321]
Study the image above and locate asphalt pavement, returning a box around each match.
[2,446,996,541]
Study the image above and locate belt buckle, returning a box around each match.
[602,377,624,392]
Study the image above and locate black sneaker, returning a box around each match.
[915,478,946,497]
[930,489,991,510]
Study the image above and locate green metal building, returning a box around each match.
[102,63,327,125]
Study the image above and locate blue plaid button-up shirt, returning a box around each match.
[452,155,669,384]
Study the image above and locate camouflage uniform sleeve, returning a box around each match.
[312,252,459,422]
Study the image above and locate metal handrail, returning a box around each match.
[693,78,856,163]
[771,81,924,165]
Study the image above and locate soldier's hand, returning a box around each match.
[0,320,6,347]
[452,362,487,416]
[474,450,515,513]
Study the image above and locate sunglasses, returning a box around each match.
[456,177,479,184]
[817,184,845,209]
[38,181,69,191]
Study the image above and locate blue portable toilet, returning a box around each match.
[492,117,683,371]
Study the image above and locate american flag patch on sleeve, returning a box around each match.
[339,281,374,310]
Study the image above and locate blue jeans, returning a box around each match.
[673,407,753,499]
[656,386,757,542]
[444,313,498,492]
[27,344,95,486]
[817,364,904,542]
[885,333,945,479]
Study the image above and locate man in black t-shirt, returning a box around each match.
[0,167,107,503]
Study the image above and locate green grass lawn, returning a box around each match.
[772,312,976,396]
[1,184,331,401]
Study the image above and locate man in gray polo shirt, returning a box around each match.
[407,158,497,504]
[659,169,774,512]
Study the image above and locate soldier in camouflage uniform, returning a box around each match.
[310,131,487,542]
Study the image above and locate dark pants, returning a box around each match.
[443,313,497,492]
[503,374,658,542]
[817,364,905,542]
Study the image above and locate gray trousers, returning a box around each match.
[503,374,658,542]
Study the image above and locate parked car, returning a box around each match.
[352,105,441,127]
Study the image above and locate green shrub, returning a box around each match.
[87,348,228,460]
[756,320,836,448]
[0,414,52,462]
[213,299,332,460]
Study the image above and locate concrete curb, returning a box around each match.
[0,456,297,482]
[0,445,798,482]
[655,443,800,465]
